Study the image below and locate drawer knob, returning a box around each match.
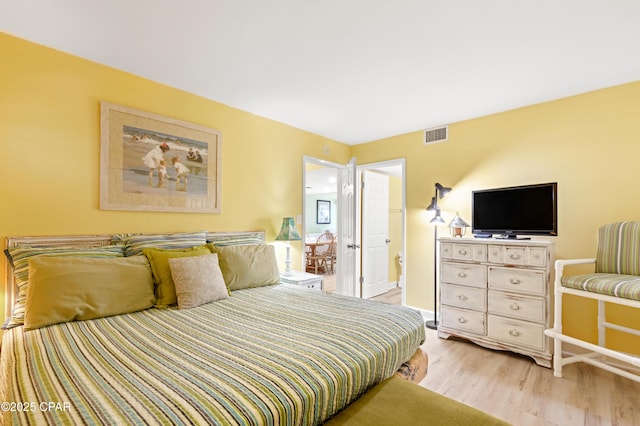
[508,329,521,337]
[509,302,520,311]
[509,278,522,285]
[458,272,468,278]
[458,249,468,255]
[457,294,468,301]
[457,317,468,324]
[509,253,522,260]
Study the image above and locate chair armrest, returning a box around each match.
[555,258,596,268]
[554,258,596,287]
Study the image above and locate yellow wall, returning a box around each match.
[353,81,640,353]
[0,33,351,310]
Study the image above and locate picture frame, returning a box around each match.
[316,200,331,224]
[100,102,221,213]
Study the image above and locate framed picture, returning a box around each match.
[100,102,221,213]
[316,200,331,224]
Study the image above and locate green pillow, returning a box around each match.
[143,245,212,307]
[4,244,125,329]
[207,244,280,291]
[24,256,154,330]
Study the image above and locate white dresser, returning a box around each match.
[437,237,554,367]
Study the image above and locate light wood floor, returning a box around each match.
[419,328,640,425]
[321,274,639,424]
[322,274,403,305]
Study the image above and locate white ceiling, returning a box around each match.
[2,1,639,144]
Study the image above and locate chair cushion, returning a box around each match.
[596,222,640,275]
[562,273,640,301]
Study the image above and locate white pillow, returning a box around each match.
[168,254,228,309]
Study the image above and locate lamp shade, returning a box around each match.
[435,182,452,197]
[275,217,302,241]
[448,212,470,237]
[449,212,470,228]
[429,208,446,224]
[425,196,437,211]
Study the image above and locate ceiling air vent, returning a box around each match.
[424,125,448,145]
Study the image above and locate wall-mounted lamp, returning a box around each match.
[275,217,302,275]
[425,182,451,330]
[449,212,470,237]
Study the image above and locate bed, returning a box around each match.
[1,231,427,425]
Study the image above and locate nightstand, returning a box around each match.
[280,271,323,290]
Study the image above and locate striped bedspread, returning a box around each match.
[1,284,425,425]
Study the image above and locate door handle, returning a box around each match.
[385,239,391,244]
[347,244,361,249]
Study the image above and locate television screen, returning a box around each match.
[472,183,557,238]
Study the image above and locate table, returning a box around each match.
[280,271,324,290]
[305,241,330,256]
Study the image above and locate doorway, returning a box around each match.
[302,157,406,306]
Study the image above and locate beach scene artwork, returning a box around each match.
[100,101,221,213]
[122,125,209,196]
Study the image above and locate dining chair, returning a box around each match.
[307,231,334,274]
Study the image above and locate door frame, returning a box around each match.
[356,158,406,305]
[302,156,406,305]
[302,156,347,286]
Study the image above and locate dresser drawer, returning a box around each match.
[441,262,486,288]
[488,246,527,265]
[503,247,527,265]
[488,291,545,323]
[441,243,487,262]
[488,245,548,267]
[441,283,486,311]
[441,243,454,259]
[487,315,546,351]
[488,267,545,296]
[441,306,486,335]
[528,247,548,267]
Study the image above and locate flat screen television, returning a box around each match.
[472,182,557,239]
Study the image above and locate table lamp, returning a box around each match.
[275,217,302,275]
[449,212,470,237]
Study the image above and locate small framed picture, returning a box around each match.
[316,200,331,224]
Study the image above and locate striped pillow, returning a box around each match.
[206,234,264,247]
[114,231,208,257]
[595,222,640,275]
[4,244,125,329]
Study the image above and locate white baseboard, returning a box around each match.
[405,305,433,323]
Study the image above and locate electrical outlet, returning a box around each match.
[296,214,302,224]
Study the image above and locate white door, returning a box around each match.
[336,157,358,297]
[361,171,390,298]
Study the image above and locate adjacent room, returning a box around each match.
[1,1,639,425]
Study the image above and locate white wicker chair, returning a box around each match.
[545,222,640,383]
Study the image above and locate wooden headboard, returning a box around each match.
[4,231,265,320]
